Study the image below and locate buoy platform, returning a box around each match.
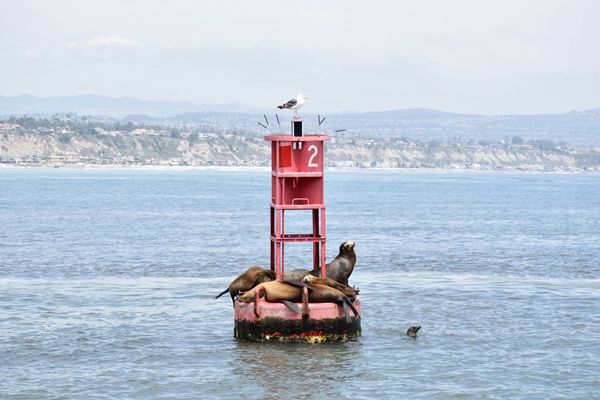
[234,294,361,343]
[231,113,362,343]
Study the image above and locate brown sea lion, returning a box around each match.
[304,283,360,323]
[406,325,421,339]
[309,241,356,286]
[215,266,275,304]
[238,280,303,312]
[302,275,359,301]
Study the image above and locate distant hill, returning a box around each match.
[355,108,472,119]
[150,108,600,147]
[0,94,264,117]
[2,119,599,172]
[327,108,600,147]
[1,94,599,146]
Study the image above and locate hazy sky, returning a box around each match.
[2,0,599,114]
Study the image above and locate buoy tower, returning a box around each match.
[268,116,328,280]
[233,115,361,343]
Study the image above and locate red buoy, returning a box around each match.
[234,117,361,343]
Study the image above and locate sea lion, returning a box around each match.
[406,325,421,339]
[302,275,359,301]
[309,241,356,286]
[303,283,360,323]
[283,268,312,281]
[238,280,303,312]
[215,266,275,304]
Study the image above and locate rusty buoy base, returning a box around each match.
[234,297,361,343]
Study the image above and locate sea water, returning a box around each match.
[1,169,599,399]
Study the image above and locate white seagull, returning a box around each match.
[277,94,308,113]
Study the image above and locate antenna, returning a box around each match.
[315,113,344,133]
[275,114,281,128]
[257,114,271,130]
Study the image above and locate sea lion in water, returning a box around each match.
[302,275,359,301]
[238,280,303,312]
[215,266,275,304]
[406,325,421,338]
[309,241,356,286]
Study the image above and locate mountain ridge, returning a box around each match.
[2,94,600,118]
[0,94,265,116]
[2,94,600,146]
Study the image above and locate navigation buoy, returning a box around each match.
[233,115,362,343]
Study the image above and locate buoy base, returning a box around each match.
[234,297,361,343]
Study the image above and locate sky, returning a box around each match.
[1,0,599,114]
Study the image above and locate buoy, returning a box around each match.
[233,115,361,343]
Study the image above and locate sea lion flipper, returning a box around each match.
[215,288,229,299]
[344,297,361,320]
[282,300,300,313]
[342,301,351,323]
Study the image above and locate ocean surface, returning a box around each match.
[1,168,599,399]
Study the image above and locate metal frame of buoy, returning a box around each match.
[233,116,361,343]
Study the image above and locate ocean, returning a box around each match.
[1,168,599,399]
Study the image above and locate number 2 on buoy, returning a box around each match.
[308,145,318,167]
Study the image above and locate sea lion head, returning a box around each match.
[238,286,266,303]
[339,241,355,256]
[302,275,316,284]
[406,325,421,338]
[237,290,254,303]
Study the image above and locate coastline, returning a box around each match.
[0,163,597,174]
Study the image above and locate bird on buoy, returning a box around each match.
[277,94,308,112]
[406,325,421,339]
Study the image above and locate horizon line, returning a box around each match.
[1,92,598,117]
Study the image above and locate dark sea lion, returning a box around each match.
[309,241,356,286]
[283,268,312,281]
[304,283,360,323]
[406,325,421,338]
[215,266,275,304]
[238,280,303,312]
[302,275,359,301]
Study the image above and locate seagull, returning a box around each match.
[277,94,308,114]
